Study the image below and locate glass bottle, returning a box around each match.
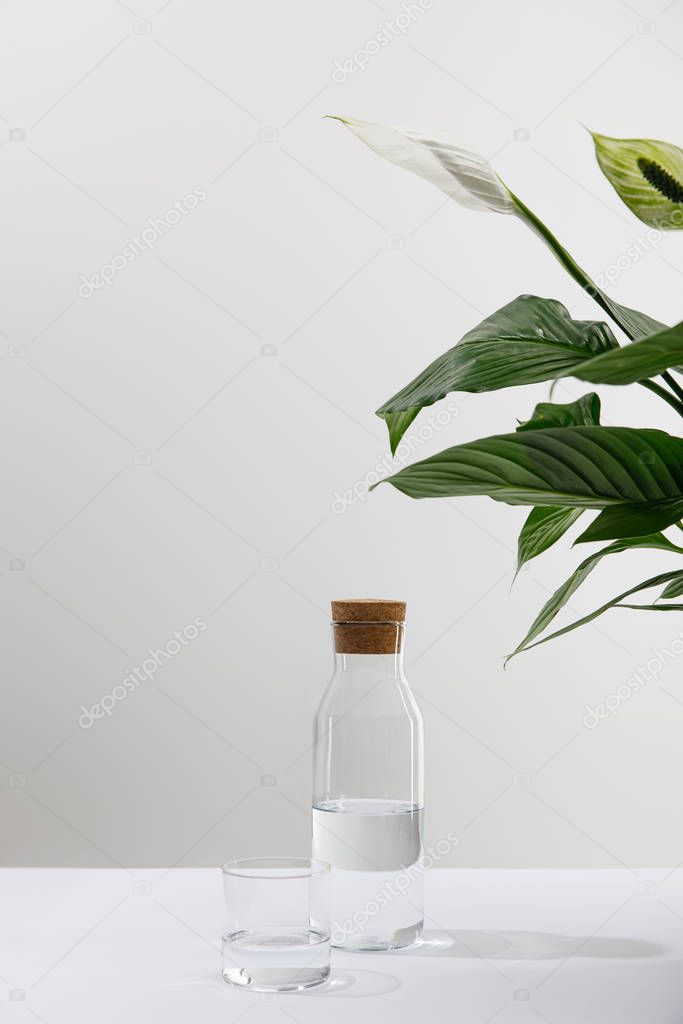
[312,599,424,950]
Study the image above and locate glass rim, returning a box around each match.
[221,856,330,879]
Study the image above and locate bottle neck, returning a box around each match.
[333,650,405,679]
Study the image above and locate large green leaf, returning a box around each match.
[508,533,683,661]
[509,570,683,655]
[577,498,683,543]
[375,427,683,519]
[377,296,617,453]
[514,395,602,569]
[568,320,683,386]
[516,506,583,572]
[593,132,683,230]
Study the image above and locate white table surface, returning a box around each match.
[2,868,682,1022]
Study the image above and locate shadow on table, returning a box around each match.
[291,969,401,998]
[210,968,401,999]
[396,929,665,960]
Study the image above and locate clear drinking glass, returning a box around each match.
[221,857,330,992]
[312,601,424,952]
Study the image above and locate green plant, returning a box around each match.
[331,117,683,659]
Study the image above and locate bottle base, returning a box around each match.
[222,966,330,992]
[332,920,423,952]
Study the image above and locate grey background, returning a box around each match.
[3,0,683,868]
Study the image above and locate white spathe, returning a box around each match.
[331,115,516,215]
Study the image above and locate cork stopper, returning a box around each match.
[331,599,406,655]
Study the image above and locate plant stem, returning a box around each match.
[662,370,683,403]
[639,379,683,418]
[509,195,612,309]
[510,196,683,406]
[503,195,683,419]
